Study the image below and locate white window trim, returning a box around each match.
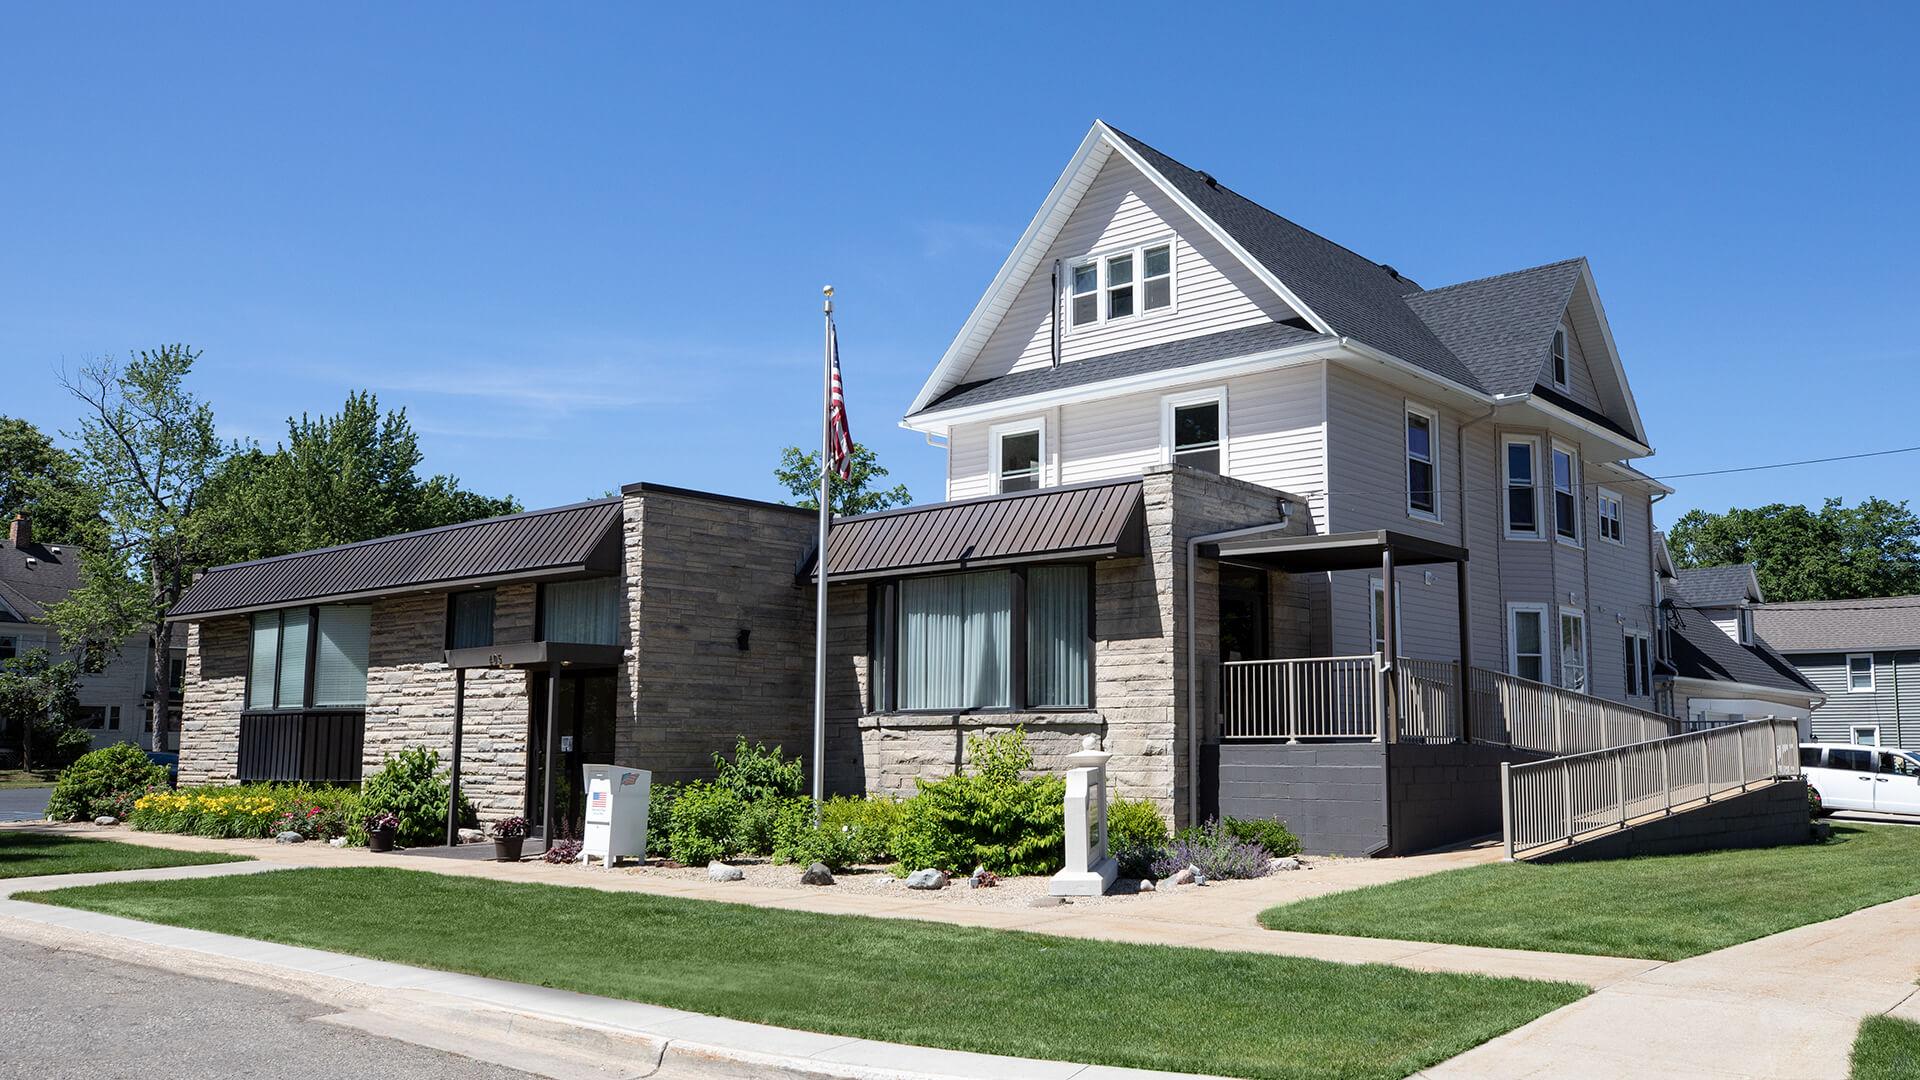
[1160,386,1228,473]
[1558,607,1588,692]
[1624,629,1652,697]
[1507,602,1550,683]
[1502,435,1543,541]
[1596,487,1624,545]
[1847,652,1876,693]
[1551,327,1570,391]
[1065,236,1179,333]
[1852,724,1881,747]
[1551,441,1582,548]
[989,418,1047,494]
[1369,577,1405,656]
[1404,400,1441,523]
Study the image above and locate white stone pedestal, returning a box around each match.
[1050,736,1118,897]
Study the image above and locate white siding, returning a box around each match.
[1541,316,1606,413]
[960,154,1294,384]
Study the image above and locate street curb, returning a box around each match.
[0,868,1218,1080]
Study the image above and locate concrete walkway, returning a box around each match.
[6,822,1657,987]
[0,861,1216,1080]
[1416,892,1920,1079]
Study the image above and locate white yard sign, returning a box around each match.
[1049,736,1118,896]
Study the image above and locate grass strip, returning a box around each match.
[0,831,249,879]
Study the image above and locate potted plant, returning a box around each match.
[492,816,528,862]
[367,811,400,853]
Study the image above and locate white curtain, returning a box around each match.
[1026,566,1089,707]
[313,605,372,707]
[544,577,620,645]
[900,571,1010,710]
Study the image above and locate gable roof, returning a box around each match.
[1402,259,1586,396]
[1669,608,1820,697]
[169,498,625,621]
[0,539,85,624]
[1670,565,1764,609]
[1755,596,1920,653]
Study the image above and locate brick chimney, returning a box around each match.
[8,513,29,548]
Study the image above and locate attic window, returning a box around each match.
[1068,241,1175,330]
[1551,329,1569,389]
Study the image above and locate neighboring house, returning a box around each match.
[1,513,171,751]
[1754,596,1920,750]
[172,121,1692,856]
[1656,559,1822,734]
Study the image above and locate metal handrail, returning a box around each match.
[1500,715,1800,859]
[1469,666,1680,756]
[1219,655,1382,741]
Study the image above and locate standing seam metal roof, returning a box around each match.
[812,479,1145,580]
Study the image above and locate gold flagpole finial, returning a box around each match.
[823,284,834,313]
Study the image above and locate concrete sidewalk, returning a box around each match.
[0,861,1215,1080]
[6,822,1656,987]
[1416,892,1920,1079]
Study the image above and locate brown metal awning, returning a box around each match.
[808,479,1145,583]
[444,641,625,671]
[1202,529,1467,572]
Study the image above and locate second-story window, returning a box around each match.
[1551,328,1569,388]
[1597,489,1623,543]
[994,425,1042,492]
[1165,392,1223,473]
[1553,445,1580,543]
[1067,241,1175,329]
[1406,405,1438,519]
[1106,253,1135,319]
[1142,244,1172,311]
[1504,437,1539,537]
[1070,263,1099,326]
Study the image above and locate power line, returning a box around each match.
[1651,445,1920,482]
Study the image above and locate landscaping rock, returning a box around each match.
[801,862,835,886]
[1027,895,1069,908]
[275,831,305,844]
[905,868,947,890]
[1270,856,1302,871]
[1136,878,1156,892]
[1169,866,1196,886]
[328,837,347,848]
[707,861,744,882]
[1192,868,1209,886]
[93,816,116,826]
[457,828,486,844]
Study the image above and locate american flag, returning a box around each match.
[827,319,853,481]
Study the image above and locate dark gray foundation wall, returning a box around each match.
[1529,779,1812,863]
[1385,742,1555,856]
[1209,742,1390,856]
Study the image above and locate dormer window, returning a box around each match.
[1551,329,1569,389]
[1067,241,1175,329]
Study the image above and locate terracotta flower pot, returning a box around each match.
[368,826,397,853]
[494,835,525,862]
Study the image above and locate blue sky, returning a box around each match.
[3,4,1914,530]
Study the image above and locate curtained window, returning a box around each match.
[447,589,495,649]
[875,564,1090,712]
[543,577,620,645]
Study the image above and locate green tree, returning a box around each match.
[775,443,911,518]
[50,346,225,750]
[1667,498,1920,602]
[0,416,104,546]
[197,392,520,566]
[0,648,85,772]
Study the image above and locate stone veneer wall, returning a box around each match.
[621,486,818,783]
[179,617,247,787]
[825,466,1316,826]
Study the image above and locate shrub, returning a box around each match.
[733,794,788,856]
[47,743,170,822]
[772,804,861,870]
[360,748,475,847]
[890,729,1065,876]
[713,738,806,803]
[1222,816,1300,858]
[1150,820,1273,881]
[818,795,901,864]
[647,781,680,857]
[667,780,743,865]
[1106,798,1170,851]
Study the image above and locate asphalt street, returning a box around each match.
[0,934,537,1079]
[0,787,51,822]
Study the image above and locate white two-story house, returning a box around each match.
[816,121,1679,854]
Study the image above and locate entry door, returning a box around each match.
[525,671,618,838]
[1874,752,1920,815]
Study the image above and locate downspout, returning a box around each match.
[1456,406,1497,666]
[1184,506,1293,827]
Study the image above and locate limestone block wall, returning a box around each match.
[621,485,818,784]
[178,617,247,786]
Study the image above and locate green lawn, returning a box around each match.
[0,831,249,879]
[1261,824,1920,961]
[1852,1015,1920,1080]
[0,769,58,790]
[24,867,1585,1080]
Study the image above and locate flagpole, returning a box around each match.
[813,285,833,812]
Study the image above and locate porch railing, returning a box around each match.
[1219,655,1460,742]
[1500,716,1799,858]
[1469,667,1680,756]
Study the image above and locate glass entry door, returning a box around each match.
[525,670,618,840]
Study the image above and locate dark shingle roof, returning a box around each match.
[1106,127,1488,394]
[1670,566,1763,608]
[0,540,84,623]
[921,321,1324,414]
[1669,610,1820,696]
[1755,596,1920,653]
[1401,259,1586,396]
[170,499,625,621]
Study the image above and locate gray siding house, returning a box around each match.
[1657,563,1822,734]
[1755,596,1920,749]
